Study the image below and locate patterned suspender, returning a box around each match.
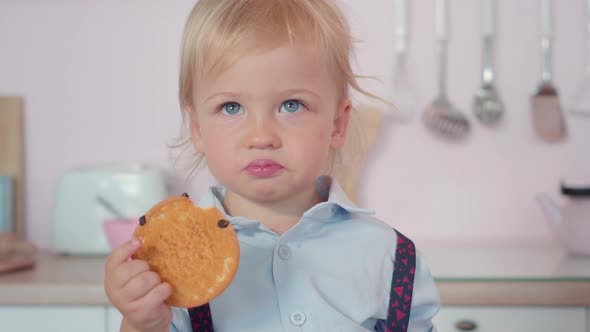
[188,229,416,332]
[188,303,214,332]
[385,230,416,332]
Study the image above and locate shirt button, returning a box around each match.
[278,245,291,260]
[290,312,306,326]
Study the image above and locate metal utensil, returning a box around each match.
[531,0,566,142]
[390,0,417,122]
[473,0,504,125]
[97,196,125,218]
[569,0,590,115]
[423,0,470,140]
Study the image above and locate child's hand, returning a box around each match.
[105,238,173,332]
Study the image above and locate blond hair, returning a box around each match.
[174,0,378,178]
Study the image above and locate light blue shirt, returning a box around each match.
[171,177,439,331]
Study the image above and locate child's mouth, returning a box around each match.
[244,159,284,178]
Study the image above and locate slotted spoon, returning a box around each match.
[473,0,504,125]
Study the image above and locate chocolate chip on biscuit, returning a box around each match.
[182,192,189,198]
[139,215,147,226]
[217,219,229,228]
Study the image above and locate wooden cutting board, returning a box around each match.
[0,97,25,238]
[0,253,35,274]
[0,232,36,273]
[332,105,384,203]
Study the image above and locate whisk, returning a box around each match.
[423,0,470,140]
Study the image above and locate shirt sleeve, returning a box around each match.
[170,307,191,332]
[406,250,440,332]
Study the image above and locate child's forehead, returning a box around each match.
[197,41,337,96]
[198,39,332,86]
[201,32,327,76]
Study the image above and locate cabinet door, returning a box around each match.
[433,306,586,332]
[0,305,105,332]
[107,306,124,332]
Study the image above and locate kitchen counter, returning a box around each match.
[0,252,107,305]
[1,243,590,306]
[422,242,590,306]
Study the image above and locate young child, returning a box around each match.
[105,0,440,331]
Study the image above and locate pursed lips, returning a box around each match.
[244,159,284,177]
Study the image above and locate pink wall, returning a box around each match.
[0,0,588,249]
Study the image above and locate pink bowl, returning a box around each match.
[103,218,139,249]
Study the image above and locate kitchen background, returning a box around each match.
[0,0,589,250]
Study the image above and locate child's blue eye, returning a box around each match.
[280,100,301,113]
[222,102,242,115]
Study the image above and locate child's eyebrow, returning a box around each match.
[205,89,320,102]
[282,89,320,100]
[205,92,240,102]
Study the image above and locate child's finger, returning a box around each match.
[105,238,141,273]
[111,259,151,291]
[123,271,162,302]
[135,282,173,311]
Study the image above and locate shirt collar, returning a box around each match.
[304,175,375,219]
[196,186,261,230]
[196,176,374,228]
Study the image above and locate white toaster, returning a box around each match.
[52,164,170,255]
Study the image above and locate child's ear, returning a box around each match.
[330,98,352,149]
[186,106,205,153]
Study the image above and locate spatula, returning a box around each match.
[569,0,590,116]
[531,0,566,142]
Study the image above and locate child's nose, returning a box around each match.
[244,115,281,150]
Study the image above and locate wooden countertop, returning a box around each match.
[421,241,590,306]
[1,243,590,306]
[0,252,107,305]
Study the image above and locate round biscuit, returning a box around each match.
[132,196,240,308]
